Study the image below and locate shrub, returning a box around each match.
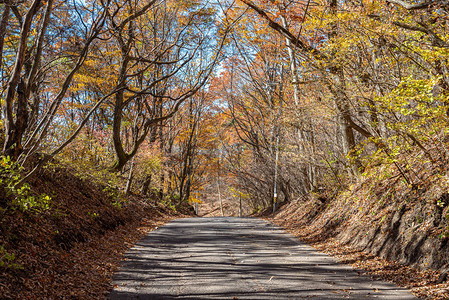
[0,156,51,213]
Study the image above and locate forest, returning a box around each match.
[1,0,449,298]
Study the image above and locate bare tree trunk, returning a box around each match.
[239,193,242,217]
[0,3,11,72]
[280,15,300,106]
[217,156,224,216]
[125,157,135,195]
[217,177,223,217]
[3,0,42,159]
[112,52,130,171]
[280,14,316,192]
[159,118,165,199]
[333,70,362,177]
[142,174,152,195]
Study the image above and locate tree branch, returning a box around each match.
[385,0,433,10]
[240,0,322,59]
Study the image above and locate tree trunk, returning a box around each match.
[125,157,135,195]
[217,177,223,217]
[280,14,316,192]
[0,3,11,72]
[111,61,128,171]
[217,156,224,216]
[3,0,42,159]
[280,15,300,106]
[142,174,152,195]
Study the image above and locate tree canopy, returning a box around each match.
[1,0,449,211]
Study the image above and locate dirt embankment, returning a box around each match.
[270,170,449,299]
[0,162,189,299]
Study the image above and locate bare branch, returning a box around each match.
[240,0,322,59]
[385,0,433,10]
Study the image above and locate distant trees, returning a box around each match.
[206,0,449,211]
[2,0,448,210]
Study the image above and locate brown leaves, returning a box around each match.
[269,200,449,300]
[1,209,179,299]
[0,163,186,299]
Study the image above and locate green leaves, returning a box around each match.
[11,187,52,213]
[0,156,51,213]
[0,245,23,270]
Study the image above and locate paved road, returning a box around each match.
[109,217,417,299]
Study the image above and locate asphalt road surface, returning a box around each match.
[109,217,417,299]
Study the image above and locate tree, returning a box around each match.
[1,0,108,162]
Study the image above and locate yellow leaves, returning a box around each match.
[188,194,203,204]
[229,187,250,199]
[365,0,381,14]
[414,46,449,62]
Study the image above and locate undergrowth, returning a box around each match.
[0,156,51,214]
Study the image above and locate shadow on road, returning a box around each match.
[109,217,416,300]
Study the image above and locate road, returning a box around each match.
[109,217,417,299]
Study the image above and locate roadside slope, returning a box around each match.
[0,162,187,299]
[270,170,449,299]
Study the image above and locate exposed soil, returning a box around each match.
[0,161,189,299]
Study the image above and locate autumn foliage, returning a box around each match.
[1,0,449,296]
